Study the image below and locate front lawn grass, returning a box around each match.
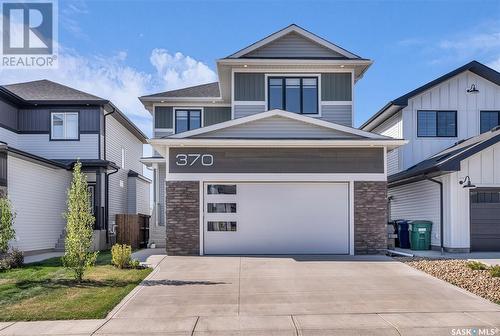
[0,251,152,321]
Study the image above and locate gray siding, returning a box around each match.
[8,155,72,252]
[155,106,173,129]
[322,73,352,101]
[234,73,265,101]
[203,107,231,126]
[136,177,150,215]
[234,104,266,118]
[0,127,18,147]
[170,147,384,173]
[17,133,99,159]
[319,104,352,126]
[0,98,18,131]
[18,107,100,133]
[243,32,344,58]
[195,115,358,139]
[127,176,136,213]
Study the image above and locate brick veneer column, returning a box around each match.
[165,181,200,255]
[354,181,387,254]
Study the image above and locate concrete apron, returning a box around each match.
[1,255,499,336]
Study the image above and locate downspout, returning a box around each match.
[103,105,117,243]
[424,175,444,255]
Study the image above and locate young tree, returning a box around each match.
[0,197,16,254]
[63,161,98,282]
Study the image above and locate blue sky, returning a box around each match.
[2,0,500,134]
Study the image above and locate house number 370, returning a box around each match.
[175,154,214,166]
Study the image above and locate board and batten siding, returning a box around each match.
[17,134,98,159]
[242,31,343,58]
[389,180,441,247]
[18,107,100,133]
[0,99,18,131]
[203,107,231,126]
[234,73,265,101]
[154,106,173,129]
[8,155,71,252]
[401,70,500,171]
[106,114,145,226]
[321,73,352,101]
[195,115,357,139]
[372,112,403,175]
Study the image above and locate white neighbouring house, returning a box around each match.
[361,61,500,252]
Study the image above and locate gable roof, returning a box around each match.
[0,79,148,143]
[140,82,220,99]
[168,109,391,140]
[389,126,500,185]
[3,79,106,103]
[361,61,500,131]
[226,24,362,60]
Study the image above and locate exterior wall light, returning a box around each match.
[466,84,479,93]
[459,175,476,189]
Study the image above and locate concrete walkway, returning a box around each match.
[395,248,500,266]
[1,254,499,335]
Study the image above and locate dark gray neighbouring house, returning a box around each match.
[139,24,406,255]
[0,80,151,254]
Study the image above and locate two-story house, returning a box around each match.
[140,24,405,255]
[0,80,151,254]
[361,61,500,252]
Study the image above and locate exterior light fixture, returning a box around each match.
[459,176,476,189]
[466,84,479,93]
[160,100,165,103]
[243,64,248,68]
[340,65,345,68]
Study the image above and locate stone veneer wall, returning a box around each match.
[165,181,199,255]
[354,181,387,254]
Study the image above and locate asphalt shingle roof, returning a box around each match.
[141,82,220,98]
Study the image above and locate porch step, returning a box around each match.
[54,229,66,251]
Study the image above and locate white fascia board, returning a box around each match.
[149,138,408,150]
[227,25,361,59]
[218,58,372,67]
[167,109,390,140]
[141,97,225,103]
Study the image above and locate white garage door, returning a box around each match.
[203,182,349,254]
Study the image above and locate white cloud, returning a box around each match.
[0,48,218,137]
[488,56,500,71]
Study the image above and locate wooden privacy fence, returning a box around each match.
[116,214,150,249]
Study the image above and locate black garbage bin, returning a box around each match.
[395,220,410,249]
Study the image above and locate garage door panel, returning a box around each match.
[204,183,349,255]
[470,188,500,252]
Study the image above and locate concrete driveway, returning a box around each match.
[2,255,499,335]
[100,255,500,335]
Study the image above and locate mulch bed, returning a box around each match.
[396,257,500,304]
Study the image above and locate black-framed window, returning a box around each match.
[50,112,79,140]
[175,109,201,133]
[417,110,457,137]
[268,77,318,114]
[480,111,500,134]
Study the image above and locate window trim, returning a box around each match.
[267,76,319,115]
[173,107,203,134]
[50,111,80,141]
[480,110,500,134]
[416,110,457,138]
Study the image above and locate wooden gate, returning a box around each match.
[116,214,150,249]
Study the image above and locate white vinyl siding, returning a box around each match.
[372,112,403,175]
[8,155,71,252]
[136,178,151,215]
[16,134,98,159]
[389,180,441,247]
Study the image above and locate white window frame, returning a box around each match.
[50,112,79,140]
[121,147,125,169]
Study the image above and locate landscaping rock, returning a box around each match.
[396,257,500,304]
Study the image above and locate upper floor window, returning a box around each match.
[51,112,79,140]
[480,111,500,133]
[268,77,318,114]
[175,109,201,133]
[417,110,457,137]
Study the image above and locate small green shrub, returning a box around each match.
[467,261,489,271]
[0,249,23,270]
[129,259,142,269]
[490,265,500,278]
[111,244,131,269]
[0,197,16,254]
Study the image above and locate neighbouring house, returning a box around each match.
[361,61,500,252]
[0,80,151,254]
[139,24,405,255]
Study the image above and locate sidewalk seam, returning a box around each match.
[377,313,402,336]
[290,315,299,336]
[0,322,15,332]
[463,311,496,327]
[90,319,112,336]
[190,316,200,336]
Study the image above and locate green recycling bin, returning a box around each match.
[409,220,432,250]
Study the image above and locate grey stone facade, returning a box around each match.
[165,181,200,255]
[354,181,388,254]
